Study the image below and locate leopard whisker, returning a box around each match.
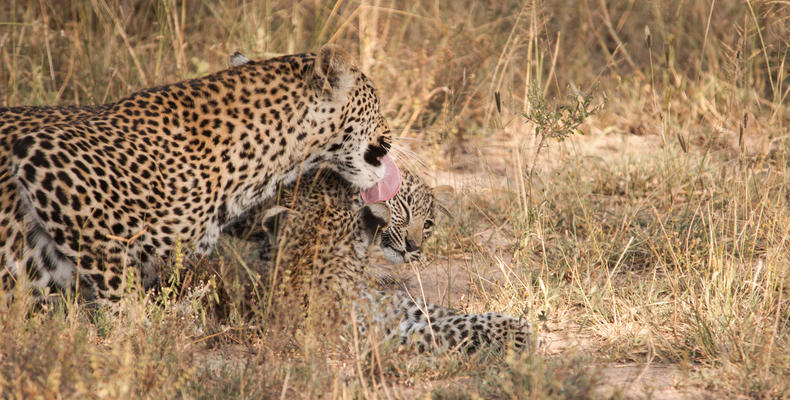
[389,142,430,178]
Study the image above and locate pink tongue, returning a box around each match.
[360,155,402,203]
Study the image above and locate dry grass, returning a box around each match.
[2,0,789,398]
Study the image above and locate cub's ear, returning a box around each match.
[311,44,354,97]
[261,206,291,238]
[432,185,455,218]
[359,202,390,242]
[229,51,252,67]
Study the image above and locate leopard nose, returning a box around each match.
[363,143,387,166]
[405,238,419,252]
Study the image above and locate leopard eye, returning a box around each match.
[423,220,433,230]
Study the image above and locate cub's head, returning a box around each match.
[379,170,453,265]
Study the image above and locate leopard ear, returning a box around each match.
[359,202,390,243]
[311,44,354,98]
[432,185,454,218]
[261,206,290,238]
[229,51,252,67]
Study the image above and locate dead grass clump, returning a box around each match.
[0,293,200,397]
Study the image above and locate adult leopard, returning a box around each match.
[1,45,400,304]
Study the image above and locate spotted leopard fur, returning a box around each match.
[1,45,394,304]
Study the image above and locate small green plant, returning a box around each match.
[520,83,605,201]
[523,84,603,143]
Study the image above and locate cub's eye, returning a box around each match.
[423,220,433,230]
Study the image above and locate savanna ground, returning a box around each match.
[1,0,789,398]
